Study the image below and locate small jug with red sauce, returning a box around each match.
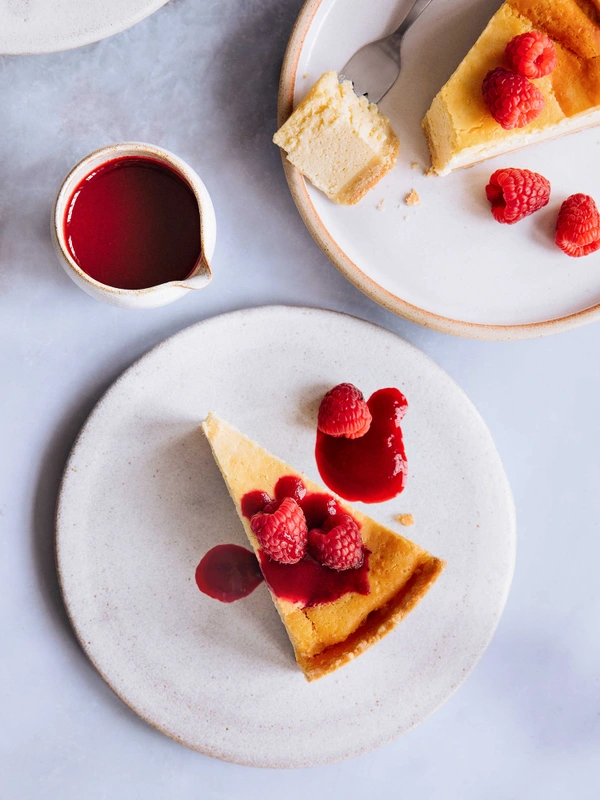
[52,142,216,308]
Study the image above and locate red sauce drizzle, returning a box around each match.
[238,476,370,608]
[258,550,370,607]
[315,387,408,503]
[64,156,201,290]
[195,544,263,603]
[240,490,271,519]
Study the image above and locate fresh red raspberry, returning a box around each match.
[250,497,308,564]
[505,31,557,79]
[485,168,551,224]
[317,383,372,439]
[555,194,600,258]
[308,514,364,571]
[482,68,545,129]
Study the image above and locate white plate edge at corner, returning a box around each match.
[0,0,169,55]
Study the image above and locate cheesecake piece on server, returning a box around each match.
[274,71,399,205]
[422,0,600,175]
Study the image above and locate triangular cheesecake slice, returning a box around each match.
[422,0,600,175]
[202,413,445,682]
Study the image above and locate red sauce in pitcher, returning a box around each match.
[64,156,200,290]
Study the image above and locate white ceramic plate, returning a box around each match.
[279,0,600,339]
[56,306,515,767]
[0,0,168,55]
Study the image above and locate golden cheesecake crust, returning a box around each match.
[202,413,444,681]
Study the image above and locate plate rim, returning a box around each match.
[0,0,169,55]
[277,0,600,341]
[55,304,517,767]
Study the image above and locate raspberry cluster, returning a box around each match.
[250,471,365,571]
[482,30,556,129]
[484,168,600,258]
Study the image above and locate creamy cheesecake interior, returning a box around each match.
[274,71,399,205]
[422,0,600,175]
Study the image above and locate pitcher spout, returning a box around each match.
[175,252,212,290]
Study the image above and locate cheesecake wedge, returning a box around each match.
[202,413,444,681]
[422,0,600,175]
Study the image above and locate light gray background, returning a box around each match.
[1,0,598,797]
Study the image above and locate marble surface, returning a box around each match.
[0,0,598,796]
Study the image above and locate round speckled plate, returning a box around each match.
[280,0,600,339]
[56,306,515,767]
[0,0,168,55]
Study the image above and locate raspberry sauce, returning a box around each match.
[240,476,370,608]
[315,387,408,503]
[258,550,370,607]
[64,156,201,290]
[241,491,271,519]
[195,544,263,603]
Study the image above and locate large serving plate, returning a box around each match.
[56,306,515,766]
[279,0,600,339]
[0,0,169,55]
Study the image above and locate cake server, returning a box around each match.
[340,0,434,103]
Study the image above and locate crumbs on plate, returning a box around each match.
[397,513,414,526]
[376,198,385,211]
[405,189,420,207]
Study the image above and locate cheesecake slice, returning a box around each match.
[422,0,600,175]
[274,70,399,205]
[202,413,444,681]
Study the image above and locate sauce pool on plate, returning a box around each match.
[315,387,409,503]
[195,544,264,603]
[64,156,201,290]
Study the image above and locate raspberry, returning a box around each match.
[250,497,308,564]
[555,194,600,258]
[317,383,372,439]
[308,514,364,571]
[485,168,551,224]
[505,31,557,79]
[482,68,545,129]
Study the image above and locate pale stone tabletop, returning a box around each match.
[1,1,598,796]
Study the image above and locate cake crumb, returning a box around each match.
[397,513,414,526]
[376,198,385,211]
[405,189,420,207]
[411,162,421,171]
[302,73,310,79]
[404,215,410,221]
